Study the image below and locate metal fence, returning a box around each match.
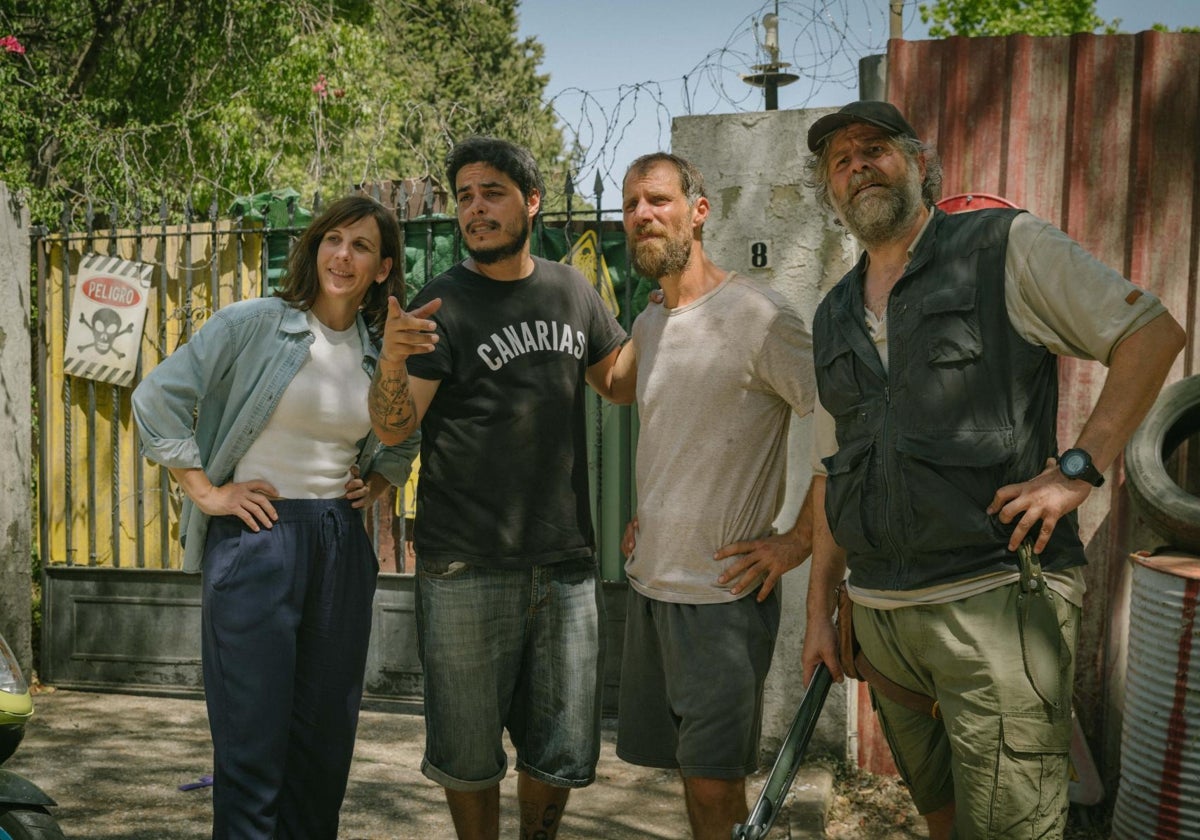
[33,177,646,580]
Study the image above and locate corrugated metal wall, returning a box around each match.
[888,30,1200,783]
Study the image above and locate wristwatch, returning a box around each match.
[1058,448,1105,487]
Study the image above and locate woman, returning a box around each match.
[132,195,418,839]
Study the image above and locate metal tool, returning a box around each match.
[732,662,833,839]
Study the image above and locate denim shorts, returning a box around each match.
[415,557,605,791]
[855,581,1078,835]
[616,587,780,779]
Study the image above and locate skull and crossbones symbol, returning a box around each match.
[78,308,135,359]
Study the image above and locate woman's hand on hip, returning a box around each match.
[193,479,279,531]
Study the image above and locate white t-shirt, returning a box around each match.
[234,310,371,498]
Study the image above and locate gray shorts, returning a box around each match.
[616,587,780,779]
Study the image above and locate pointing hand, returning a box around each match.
[380,296,442,363]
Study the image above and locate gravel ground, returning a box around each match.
[9,686,1114,838]
[823,760,1113,840]
[6,686,800,839]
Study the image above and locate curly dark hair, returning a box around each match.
[275,195,403,339]
[445,136,545,205]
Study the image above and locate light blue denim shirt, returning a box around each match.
[132,296,419,573]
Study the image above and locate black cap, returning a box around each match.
[807,100,918,152]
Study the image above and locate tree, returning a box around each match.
[0,0,569,221]
[918,0,1120,37]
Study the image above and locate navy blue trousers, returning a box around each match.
[200,498,378,840]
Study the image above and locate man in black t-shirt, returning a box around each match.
[369,136,636,840]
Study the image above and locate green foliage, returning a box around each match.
[1152,23,1200,34]
[0,0,570,223]
[918,0,1120,37]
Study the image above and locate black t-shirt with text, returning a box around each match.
[406,257,626,569]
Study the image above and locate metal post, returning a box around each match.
[741,7,798,111]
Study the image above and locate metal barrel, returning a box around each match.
[1111,552,1200,840]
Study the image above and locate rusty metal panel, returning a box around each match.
[886,30,1200,783]
[1131,31,1200,372]
[936,36,1012,199]
[1004,34,1073,220]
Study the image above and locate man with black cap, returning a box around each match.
[800,100,1184,839]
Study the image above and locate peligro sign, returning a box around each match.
[82,275,140,308]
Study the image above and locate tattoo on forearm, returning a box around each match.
[369,366,417,437]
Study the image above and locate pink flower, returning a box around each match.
[312,73,328,99]
[1,35,24,55]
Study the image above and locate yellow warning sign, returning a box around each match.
[561,229,619,317]
[396,454,420,519]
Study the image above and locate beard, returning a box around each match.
[465,215,530,265]
[628,225,692,279]
[837,164,924,248]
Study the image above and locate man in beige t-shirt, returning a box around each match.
[615,152,817,840]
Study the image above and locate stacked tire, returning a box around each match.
[1125,375,1200,552]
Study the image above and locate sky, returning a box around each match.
[515,0,1199,203]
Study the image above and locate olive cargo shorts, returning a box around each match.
[854,582,1079,838]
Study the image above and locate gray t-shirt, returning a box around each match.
[625,273,817,604]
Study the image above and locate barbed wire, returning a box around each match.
[543,0,916,200]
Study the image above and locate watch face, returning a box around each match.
[1061,450,1087,476]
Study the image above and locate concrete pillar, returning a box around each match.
[672,109,857,757]
[859,54,888,101]
[0,182,34,677]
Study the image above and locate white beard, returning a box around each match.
[839,166,924,248]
